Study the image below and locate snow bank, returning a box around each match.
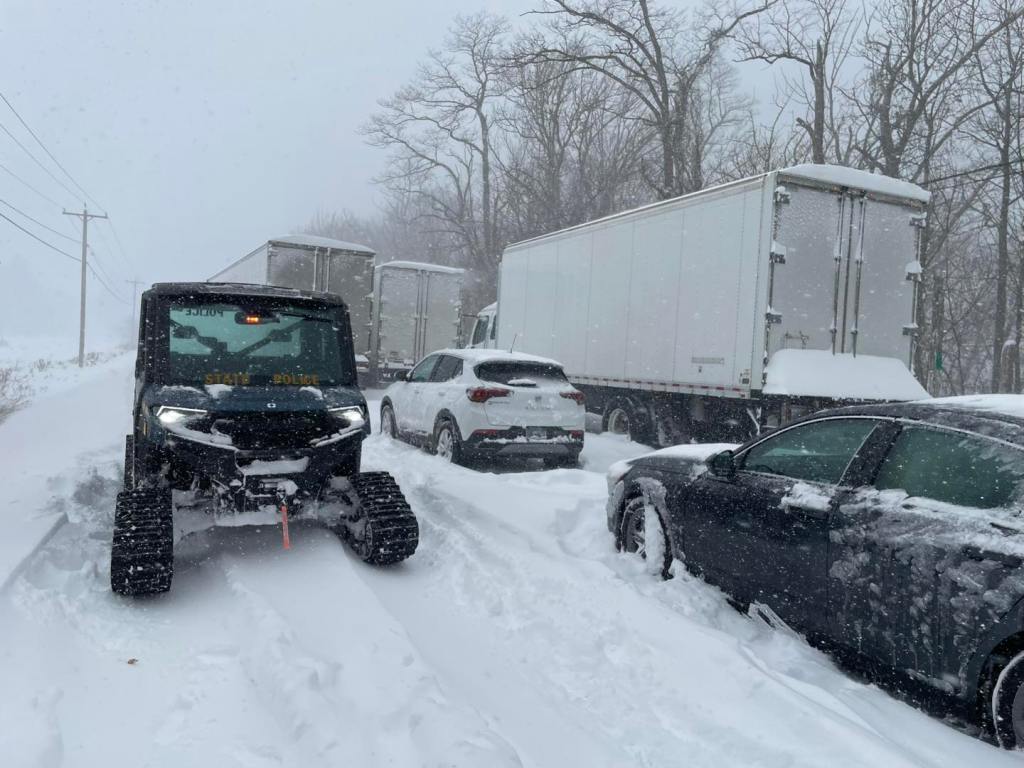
[0,351,132,590]
[764,349,929,401]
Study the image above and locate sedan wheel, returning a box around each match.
[992,649,1024,748]
[619,494,672,580]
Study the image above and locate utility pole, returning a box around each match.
[125,278,143,333]
[63,206,108,367]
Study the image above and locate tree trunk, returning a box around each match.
[990,88,1012,392]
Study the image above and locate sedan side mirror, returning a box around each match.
[707,450,737,478]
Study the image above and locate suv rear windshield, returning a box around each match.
[161,299,355,387]
[475,361,567,387]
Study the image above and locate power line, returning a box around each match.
[87,258,128,303]
[0,94,131,271]
[0,197,77,242]
[0,208,78,261]
[0,161,64,207]
[0,90,103,211]
[0,117,80,203]
[104,220,132,268]
[925,159,1024,188]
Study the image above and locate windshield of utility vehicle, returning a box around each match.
[163,300,354,386]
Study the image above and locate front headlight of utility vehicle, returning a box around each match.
[328,406,366,430]
[155,406,208,425]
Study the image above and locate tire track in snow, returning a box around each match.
[361,451,974,768]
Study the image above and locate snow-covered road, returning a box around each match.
[0,357,1016,767]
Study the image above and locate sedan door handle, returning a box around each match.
[784,504,830,521]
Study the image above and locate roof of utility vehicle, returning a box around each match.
[145,282,347,306]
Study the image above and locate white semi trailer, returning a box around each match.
[368,261,464,384]
[491,164,931,445]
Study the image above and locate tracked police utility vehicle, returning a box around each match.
[112,282,419,596]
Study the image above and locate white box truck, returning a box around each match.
[208,235,376,359]
[489,164,931,445]
[368,261,465,384]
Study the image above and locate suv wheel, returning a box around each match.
[381,404,398,439]
[433,420,463,465]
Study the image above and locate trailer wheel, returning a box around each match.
[602,398,654,446]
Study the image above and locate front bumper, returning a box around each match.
[162,426,362,496]
[464,426,584,459]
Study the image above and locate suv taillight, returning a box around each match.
[560,391,585,405]
[467,387,511,403]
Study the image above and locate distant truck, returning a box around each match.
[480,164,931,445]
[208,235,376,357]
[368,261,464,384]
[208,238,464,386]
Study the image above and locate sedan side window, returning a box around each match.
[741,418,878,485]
[874,427,1024,509]
[408,355,439,383]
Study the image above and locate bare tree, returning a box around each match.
[362,13,509,277]
[526,0,773,199]
[732,0,860,164]
[970,2,1024,389]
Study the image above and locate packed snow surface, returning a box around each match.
[764,349,929,401]
[0,365,1016,767]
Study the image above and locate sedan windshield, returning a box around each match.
[164,300,354,387]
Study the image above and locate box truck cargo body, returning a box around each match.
[495,165,930,444]
[369,261,464,383]
[208,235,376,356]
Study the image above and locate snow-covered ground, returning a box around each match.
[0,361,1016,767]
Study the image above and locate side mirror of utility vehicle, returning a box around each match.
[394,371,408,382]
[707,450,737,479]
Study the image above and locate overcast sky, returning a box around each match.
[0,0,532,346]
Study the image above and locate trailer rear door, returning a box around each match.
[769,182,919,366]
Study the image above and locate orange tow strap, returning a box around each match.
[281,503,291,550]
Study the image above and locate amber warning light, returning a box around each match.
[234,311,278,325]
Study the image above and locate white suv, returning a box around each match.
[379,349,585,467]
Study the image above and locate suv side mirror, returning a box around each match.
[394,370,408,382]
[707,450,737,478]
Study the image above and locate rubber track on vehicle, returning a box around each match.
[348,472,419,565]
[110,489,174,596]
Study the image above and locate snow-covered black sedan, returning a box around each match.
[606,396,1024,748]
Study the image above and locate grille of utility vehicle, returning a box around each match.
[211,412,336,451]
